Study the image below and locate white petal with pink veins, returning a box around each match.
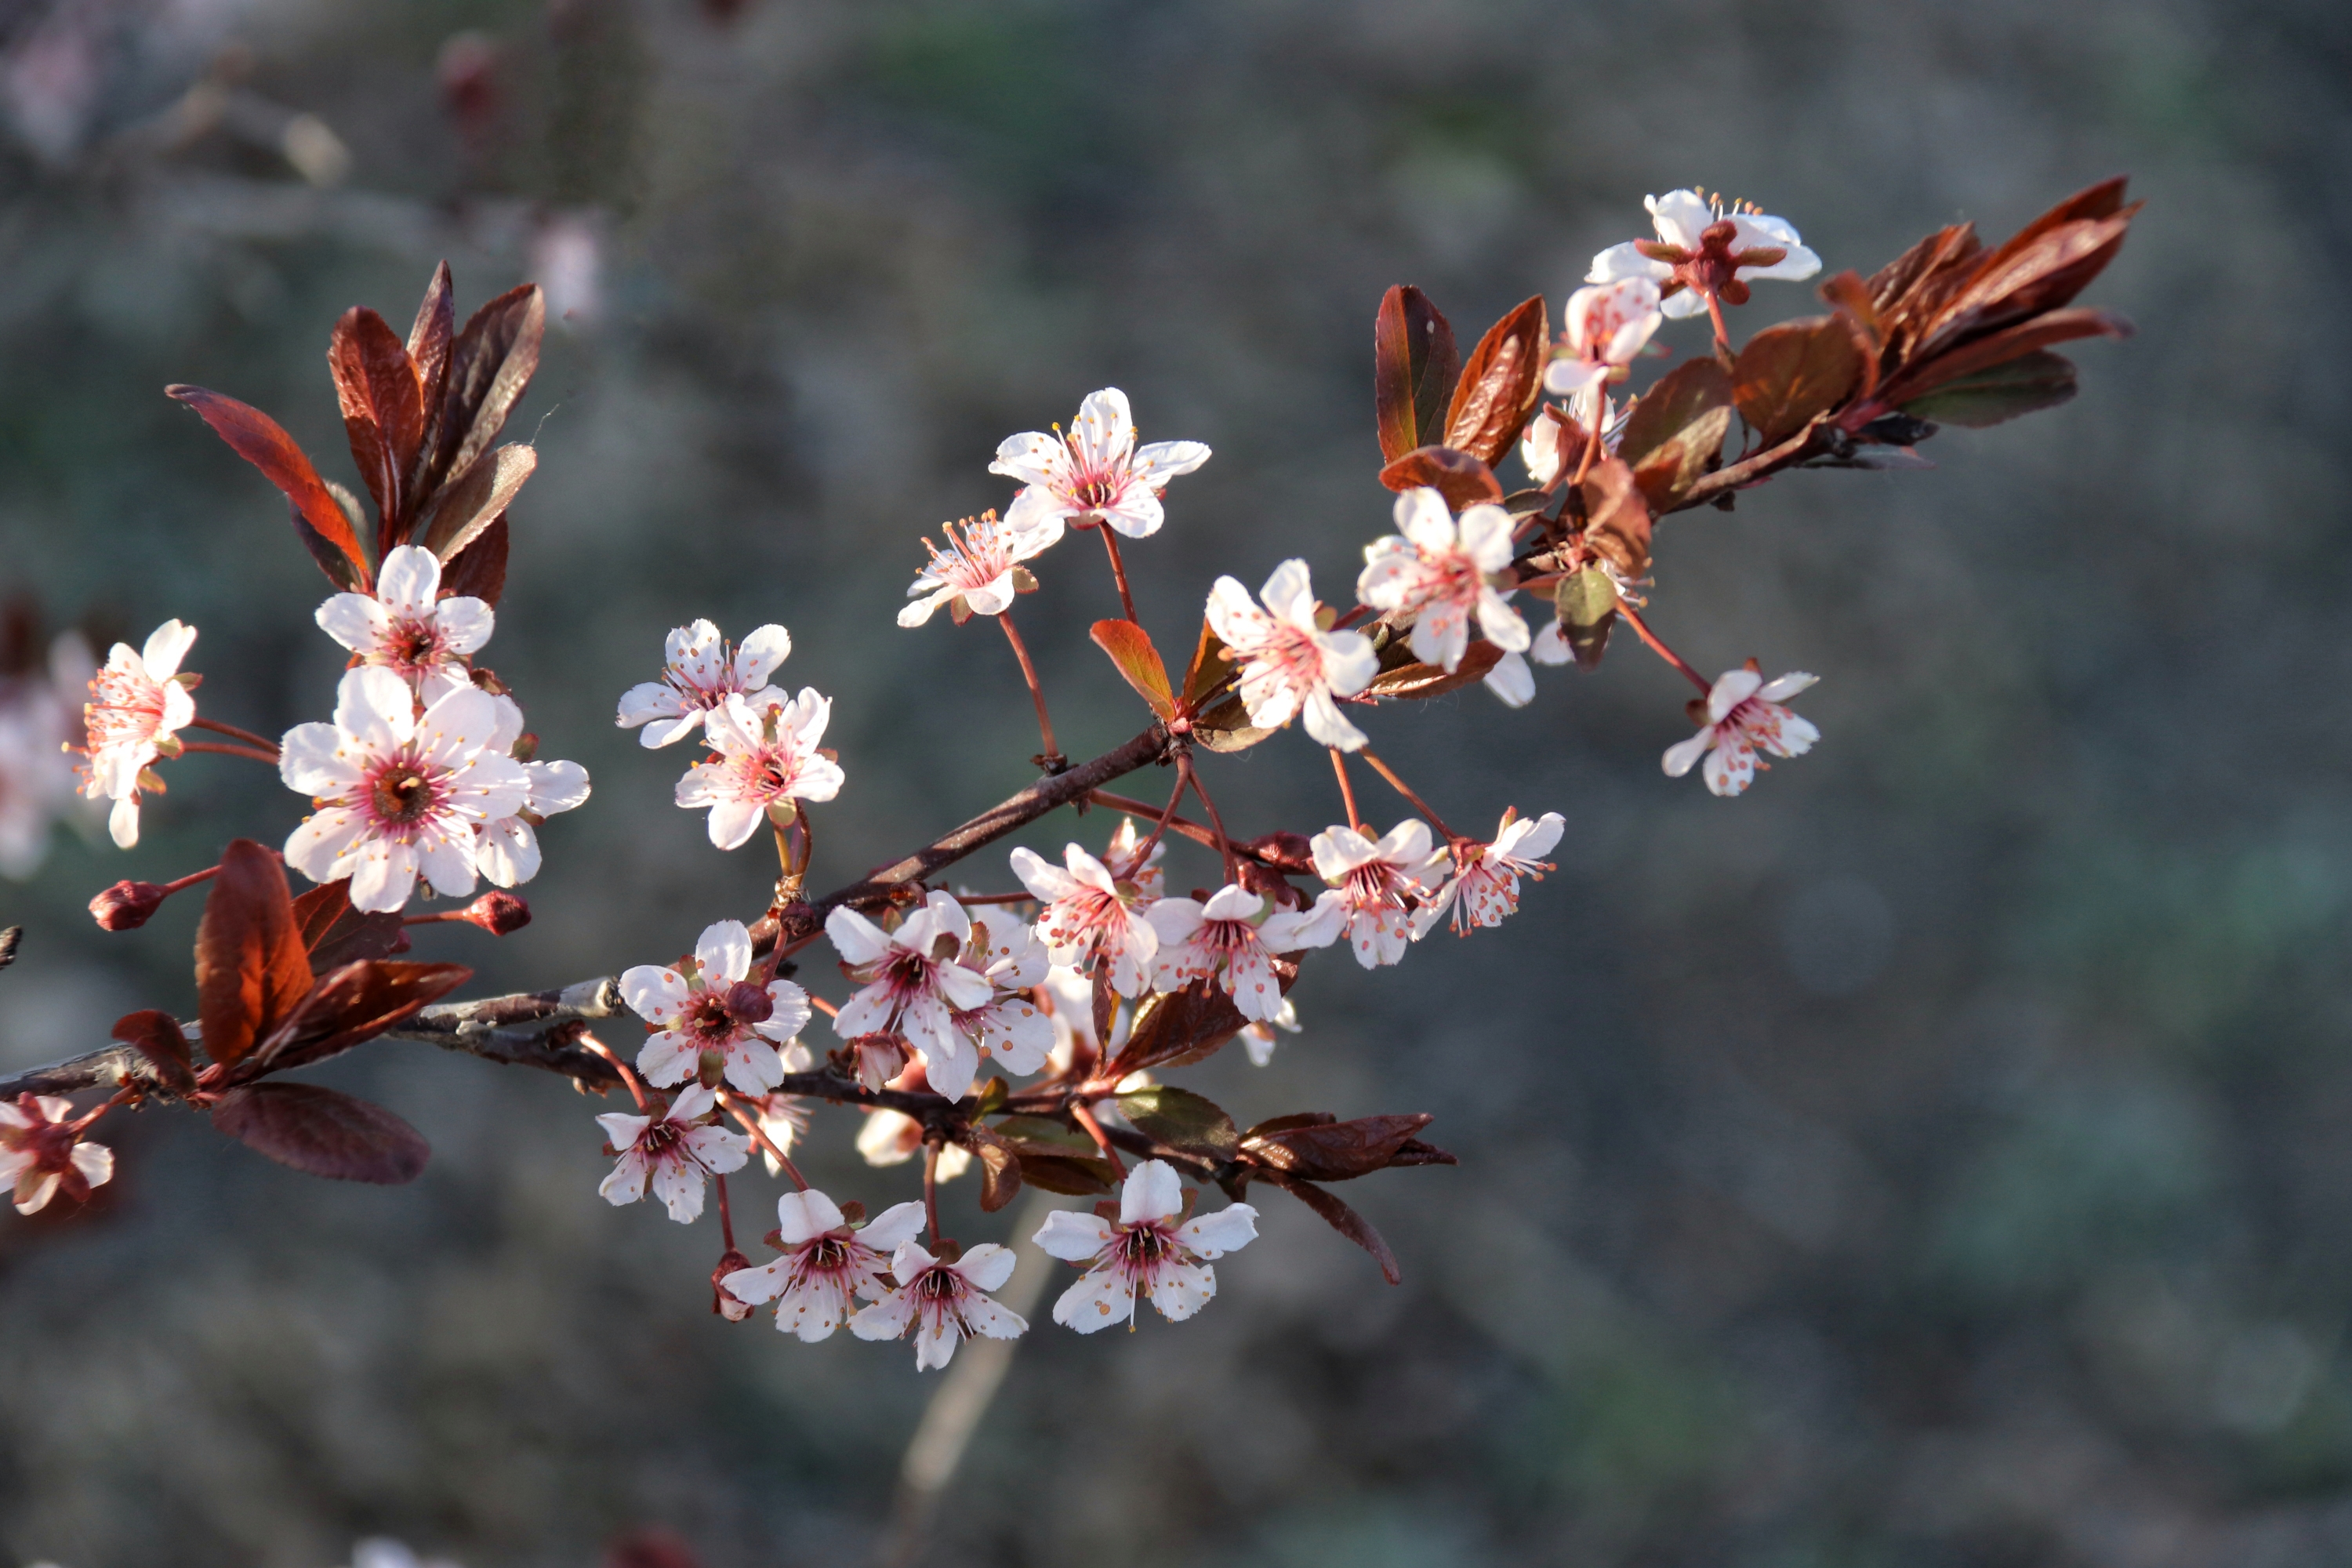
[703,797,763,851]
[1661,728,1714,779]
[733,623,792,686]
[1098,487,1165,539]
[1131,438,1210,485]
[1646,189,1712,251]
[1052,1267,1136,1333]
[278,723,363,795]
[284,806,368,883]
[478,807,543,884]
[1587,240,1671,285]
[374,546,442,616]
[862,1200,928,1255]
[695,920,753,984]
[416,826,478,897]
[1033,1208,1116,1261]
[432,596,495,655]
[1393,487,1456,554]
[336,666,416,750]
[1301,688,1367,752]
[620,965,692,1025]
[316,593,391,653]
[1121,1159,1185,1225]
[1484,650,1535,707]
[989,430,1067,488]
[775,1189,847,1246]
[1147,1260,1218,1322]
[1707,666,1766,722]
[346,838,420,913]
[650,1158,705,1223]
[140,619,198,679]
[635,1030,699,1087]
[1071,387,1134,470]
[1758,671,1818,704]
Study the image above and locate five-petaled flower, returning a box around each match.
[826,891,999,1096]
[1543,278,1664,426]
[1310,819,1448,967]
[674,690,844,850]
[594,1082,749,1224]
[1588,190,1821,320]
[850,1239,1028,1370]
[0,1094,113,1216]
[475,695,590,887]
[1356,488,1530,678]
[1010,841,1160,997]
[622,918,814,1094]
[76,619,198,849]
[615,619,793,748]
[1662,666,1820,797]
[1145,884,1338,1025]
[1205,560,1380,752]
[897,510,1055,628]
[314,545,493,704]
[279,666,530,913]
[1413,808,1567,938]
[720,1189,927,1341]
[1034,1159,1258,1333]
[989,387,1210,541]
[943,910,1055,1089]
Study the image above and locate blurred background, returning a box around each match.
[0,0,2345,1563]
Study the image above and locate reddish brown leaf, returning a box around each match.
[1913,211,2136,361]
[1968,177,2132,292]
[1577,456,1653,578]
[1090,619,1176,720]
[166,386,372,589]
[1377,445,1504,509]
[431,284,545,494]
[1817,270,1885,401]
[211,1082,430,1184]
[1630,405,1731,513]
[1867,223,1982,326]
[440,514,510,607]
[1010,1149,1117,1196]
[246,960,472,1074]
[1441,296,1547,466]
[195,840,317,1066]
[1242,1112,1432,1181]
[1364,639,1505,699]
[1373,285,1461,463]
[1255,1167,1400,1283]
[1178,619,1233,713]
[1117,1085,1240,1160]
[1898,349,2081,428]
[1878,307,2132,407]
[1190,687,1274,753]
[1617,358,1733,468]
[404,262,457,535]
[1112,979,1248,1075]
[420,444,536,564]
[1733,316,1865,446]
[963,1123,1023,1212]
[290,880,409,971]
[110,1009,196,1094]
[328,307,425,551]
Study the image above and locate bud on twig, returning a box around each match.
[711,1247,754,1320]
[89,880,169,931]
[456,891,532,934]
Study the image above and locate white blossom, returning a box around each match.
[1662,667,1820,797]
[594,1083,748,1224]
[898,510,1056,627]
[1033,1160,1257,1333]
[74,619,197,849]
[314,545,492,703]
[1413,809,1566,938]
[1542,278,1663,425]
[720,1189,927,1341]
[850,1239,1028,1370]
[1356,488,1529,675]
[1204,560,1379,750]
[1009,841,1159,997]
[826,891,997,1098]
[615,619,793,748]
[279,666,529,913]
[1310,819,1448,967]
[1145,884,1340,1025]
[474,695,590,887]
[674,690,844,850]
[1589,190,1821,319]
[0,1094,112,1215]
[620,919,813,1095]
[989,387,1210,541]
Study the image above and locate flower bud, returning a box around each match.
[722,980,773,1026]
[711,1248,754,1321]
[89,880,168,932]
[457,891,532,935]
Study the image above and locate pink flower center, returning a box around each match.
[381,616,451,676]
[1193,917,1259,964]
[1042,886,1126,950]
[84,670,164,750]
[364,753,449,832]
[1113,1223,1176,1278]
[926,515,1018,591]
[1059,441,1131,512]
[1343,862,1406,912]
[1406,547,1483,617]
[1251,622,1329,693]
[913,1264,967,1305]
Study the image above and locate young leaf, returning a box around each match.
[419,443,536,563]
[1112,979,1247,1075]
[1254,1167,1401,1283]
[1116,1085,1240,1160]
[989,1115,1098,1153]
[1617,359,1733,468]
[1376,445,1504,509]
[1373,285,1461,462]
[1010,1149,1117,1196]
[1240,1112,1432,1181]
[165,386,372,590]
[110,1009,197,1095]
[1630,405,1731,513]
[290,878,408,971]
[1733,316,1864,446]
[210,1083,430,1184]
[328,306,425,550]
[431,284,545,495]
[1553,567,1618,670]
[1897,350,2080,428]
[1364,639,1505,699]
[196,840,318,1066]
[1577,456,1653,578]
[1877,307,2131,408]
[1912,209,2136,362]
[404,262,457,532]
[1179,619,1234,713]
[245,960,473,1074]
[1090,619,1177,720]
[1442,297,1547,466]
[440,514,510,608]
[963,1123,1024,1212]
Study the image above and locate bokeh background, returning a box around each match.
[2,0,2346,1563]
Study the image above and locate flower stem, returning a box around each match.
[1704,289,1734,364]
[715,1171,737,1251]
[923,1143,946,1245]
[1356,747,1461,843]
[1125,771,1191,859]
[1096,525,1141,623]
[1330,749,1363,832]
[1178,755,1240,884]
[718,1090,810,1192]
[1615,604,1713,694]
[1571,403,1606,488]
[190,716,281,753]
[180,741,279,765]
[1069,1099,1127,1177]
[575,1032,651,1112]
[996,613,1062,769]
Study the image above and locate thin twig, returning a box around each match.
[1330,749,1362,832]
[1356,746,1461,843]
[1615,604,1713,694]
[1178,756,1240,884]
[179,741,279,764]
[996,613,1062,768]
[1095,525,1140,623]
[189,716,281,753]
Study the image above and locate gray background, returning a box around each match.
[1,0,2346,1564]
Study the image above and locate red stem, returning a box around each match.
[1069,1099,1127,1177]
[1330,749,1363,832]
[1356,746,1462,843]
[575,1033,651,1112]
[1178,755,1240,883]
[715,1171,737,1251]
[179,741,278,764]
[923,1143,947,1246]
[996,613,1062,766]
[190,716,279,753]
[1616,604,1713,694]
[1095,525,1141,623]
[718,1090,810,1192]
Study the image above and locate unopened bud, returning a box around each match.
[711,1248,754,1320]
[458,891,532,935]
[724,980,773,1026]
[89,880,168,931]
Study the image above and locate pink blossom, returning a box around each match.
[1033,1159,1258,1333]
[475,695,590,888]
[0,1093,112,1215]
[1009,841,1159,997]
[279,666,529,913]
[1145,884,1339,1025]
[1309,818,1446,967]
[946,910,1057,1086]
[1412,809,1566,938]
[621,919,814,1095]
[720,1189,927,1341]
[1589,190,1820,318]
[850,1240,1029,1370]
[897,510,1056,627]
[1356,488,1529,675]
[1662,666,1820,797]
[594,1083,749,1224]
[674,690,844,850]
[1542,278,1663,426]
[1204,560,1379,751]
[1098,815,1165,900]
[826,891,997,1095]
[314,545,492,703]
[75,619,197,849]
[989,387,1210,541]
[615,619,793,748]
